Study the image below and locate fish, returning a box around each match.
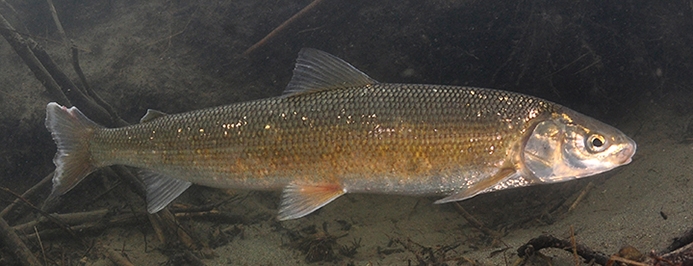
[45,48,636,220]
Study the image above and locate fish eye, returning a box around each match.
[586,133,607,152]
[591,136,603,147]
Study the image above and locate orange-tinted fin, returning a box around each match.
[45,102,103,199]
[277,183,346,220]
[140,170,192,213]
[283,48,378,97]
[434,168,519,204]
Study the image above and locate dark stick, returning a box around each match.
[0,186,82,242]
[666,227,693,253]
[452,202,501,238]
[45,0,69,49]
[27,38,114,125]
[12,209,110,234]
[0,216,42,266]
[2,4,208,262]
[0,171,52,219]
[242,0,326,56]
[104,248,136,266]
[0,14,71,106]
[71,46,126,126]
[655,227,693,265]
[657,240,693,266]
[516,234,610,265]
[21,211,147,242]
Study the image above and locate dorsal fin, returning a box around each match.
[140,109,168,123]
[283,48,378,96]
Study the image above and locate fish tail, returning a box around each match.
[45,102,103,198]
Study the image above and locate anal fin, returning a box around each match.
[435,168,518,204]
[140,170,192,213]
[278,183,346,220]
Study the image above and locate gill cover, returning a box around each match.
[522,108,636,183]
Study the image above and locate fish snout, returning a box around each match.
[617,137,637,165]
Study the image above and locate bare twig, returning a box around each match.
[570,225,579,266]
[21,211,146,242]
[242,0,327,56]
[0,216,42,266]
[104,248,135,266]
[34,226,47,265]
[568,182,595,212]
[45,0,69,49]
[1,0,18,14]
[2,4,207,262]
[453,202,502,238]
[656,241,693,265]
[0,171,52,219]
[46,0,125,126]
[517,234,609,265]
[13,209,110,234]
[0,13,71,106]
[26,38,115,124]
[152,209,214,258]
[70,46,125,125]
[607,256,649,266]
[0,186,81,241]
[71,46,91,95]
[665,227,693,253]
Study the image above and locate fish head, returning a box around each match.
[521,108,636,183]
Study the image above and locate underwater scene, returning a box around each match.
[0,0,691,265]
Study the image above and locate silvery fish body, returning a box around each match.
[45,49,636,220]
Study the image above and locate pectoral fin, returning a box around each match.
[277,183,346,220]
[435,168,519,204]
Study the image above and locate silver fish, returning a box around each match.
[45,48,636,220]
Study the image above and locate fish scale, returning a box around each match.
[45,48,635,220]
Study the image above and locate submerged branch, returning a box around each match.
[242,0,327,56]
[1,4,211,263]
[0,13,71,106]
[517,234,610,265]
[0,172,52,220]
[0,216,42,266]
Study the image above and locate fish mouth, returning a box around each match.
[618,137,637,165]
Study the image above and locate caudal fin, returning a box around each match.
[45,102,103,198]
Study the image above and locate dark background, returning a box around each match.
[1,0,691,215]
